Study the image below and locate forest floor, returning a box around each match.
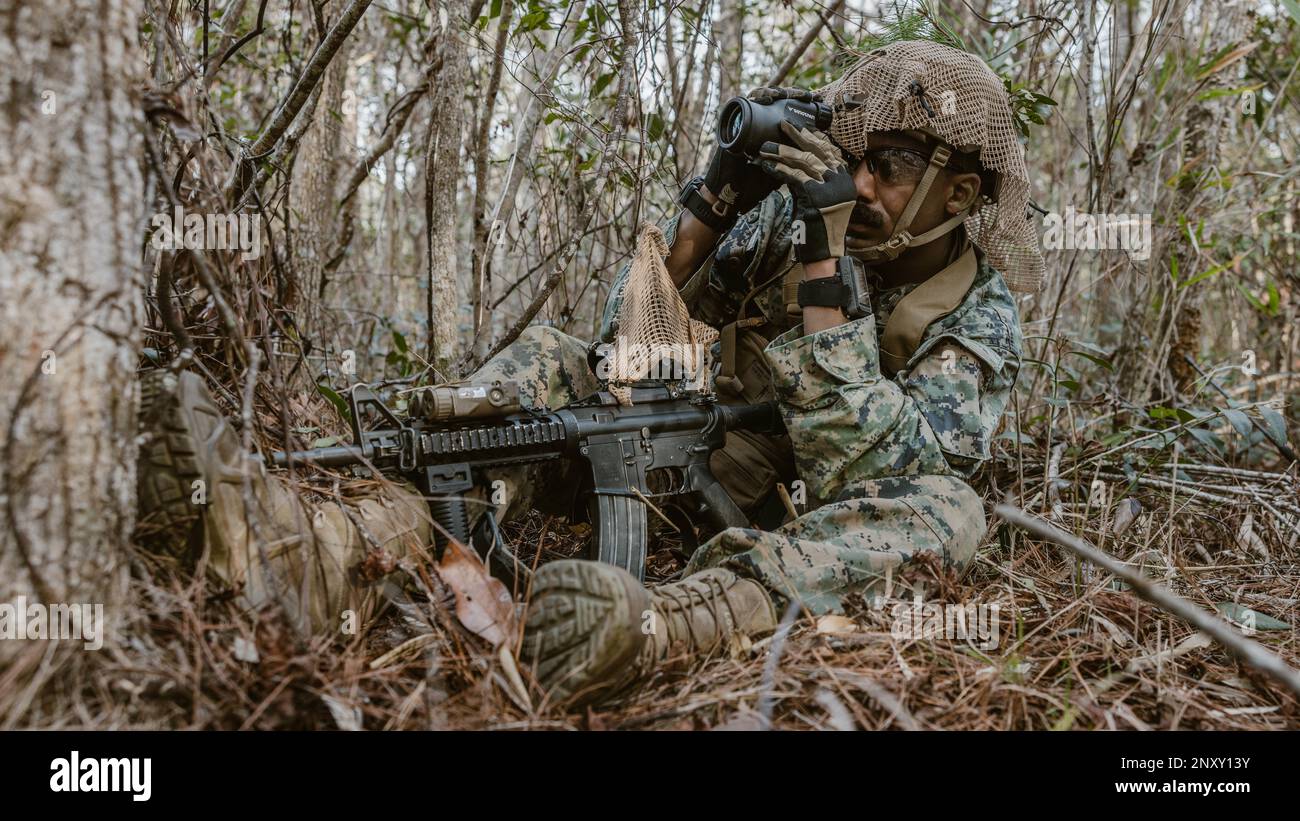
[62,434,1299,731]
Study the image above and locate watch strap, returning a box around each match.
[797,277,851,310]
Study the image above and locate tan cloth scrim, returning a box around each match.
[880,244,978,375]
[714,317,766,396]
[782,261,804,318]
[715,262,789,395]
[609,222,718,403]
[817,40,1045,293]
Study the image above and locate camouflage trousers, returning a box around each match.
[195,327,603,636]
[682,475,985,614]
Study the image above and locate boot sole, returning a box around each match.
[136,371,242,554]
[523,560,651,707]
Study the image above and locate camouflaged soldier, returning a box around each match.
[522,40,1043,705]
[137,41,1041,705]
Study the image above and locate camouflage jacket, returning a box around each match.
[601,190,1024,505]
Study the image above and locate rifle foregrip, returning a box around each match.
[429,496,470,555]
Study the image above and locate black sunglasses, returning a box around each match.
[834,136,981,187]
[855,147,932,186]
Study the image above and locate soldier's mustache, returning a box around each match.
[850,202,884,229]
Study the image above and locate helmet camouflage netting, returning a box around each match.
[817,39,1045,293]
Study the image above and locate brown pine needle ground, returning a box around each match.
[12,430,1297,731]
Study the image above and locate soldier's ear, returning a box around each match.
[945,171,982,216]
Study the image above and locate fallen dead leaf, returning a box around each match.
[436,538,516,648]
[1234,513,1269,561]
[816,614,859,635]
[1111,497,1141,536]
[321,694,363,731]
[1215,602,1291,631]
[232,636,259,664]
[1125,631,1212,674]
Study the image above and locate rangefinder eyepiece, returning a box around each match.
[717,95,835,158]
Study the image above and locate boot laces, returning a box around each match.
[657,574,739,653]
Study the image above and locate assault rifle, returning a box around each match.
[269,379,783,581]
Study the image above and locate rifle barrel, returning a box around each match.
[270,444,371,468]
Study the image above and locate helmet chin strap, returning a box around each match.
[847,143,974,263]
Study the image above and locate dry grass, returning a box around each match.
[14,427,1295,731]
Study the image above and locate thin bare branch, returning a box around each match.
[996,504,1300,701]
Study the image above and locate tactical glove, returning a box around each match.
[697,88,824,230]
[757,120,858,262]
[701,144,779,229]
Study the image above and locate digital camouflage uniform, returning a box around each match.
[618,191,1020,612]
[476,186,1023,615]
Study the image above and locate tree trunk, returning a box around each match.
[717,0,743,104]
[0,0,142,721]
[296,3,356,339]
[424,0,469,374]
[1161,1,1248,396]
[470,0,513,344]
[467,0,589,363]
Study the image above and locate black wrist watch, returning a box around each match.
[796,256,872,318]
[796,276,851,311]
[678,176,735,233]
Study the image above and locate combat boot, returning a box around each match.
[138,371,432,636]
[523,560,778,706]
[137,370,310,613]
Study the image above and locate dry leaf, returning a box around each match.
[435,538,516,647]
[1125,632,1212,674]
[816,614,859,635]
[1111,497,1141,536]
[1089,613,1134,647]
[232,636,259,664]
[1215,602,1290,631]
[321,694,362,731]
[497,645,532,711]
[1234,513,1269,560]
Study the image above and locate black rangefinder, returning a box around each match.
[717,95,835,159]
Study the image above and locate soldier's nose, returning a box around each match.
[852,160,877,202]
